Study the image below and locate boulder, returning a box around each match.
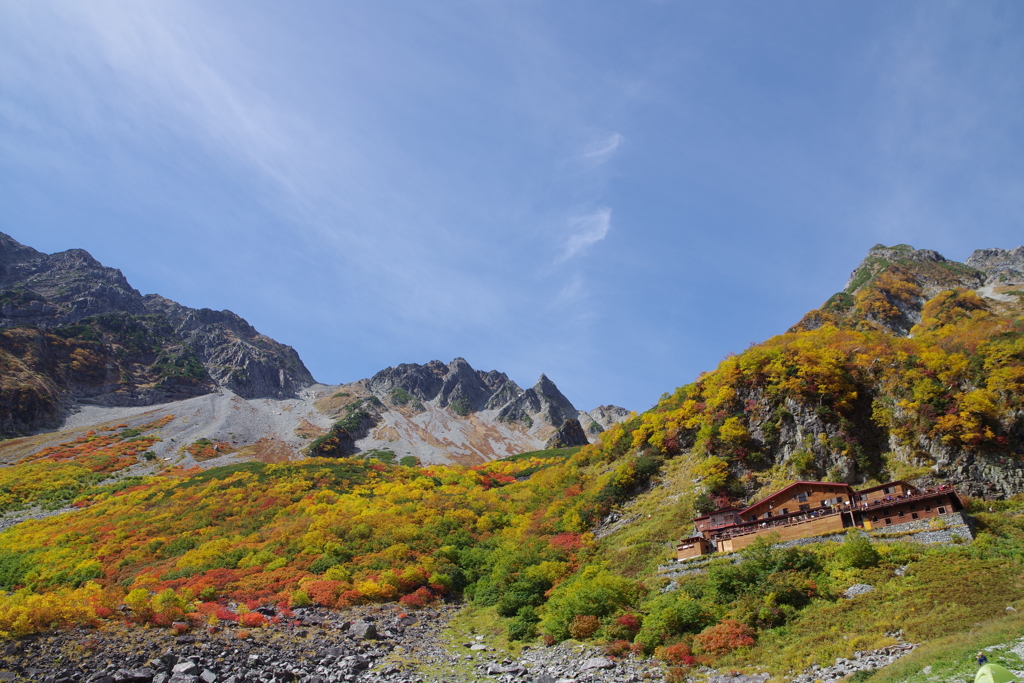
[580,657,614,671]
[350,620,378,640]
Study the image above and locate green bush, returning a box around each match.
[835,530,881,569]
[540,566,642,642]
[635,592,709,650]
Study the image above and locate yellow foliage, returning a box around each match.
[355,580,398,601]
[0,584,102,637]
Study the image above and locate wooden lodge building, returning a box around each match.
[677,480,963,559]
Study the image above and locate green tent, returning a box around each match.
[976,664,1018,683]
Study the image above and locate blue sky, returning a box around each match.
[2,2,1024,412]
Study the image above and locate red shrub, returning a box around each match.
[399,593,426,609]
[548,533,583,552]
[694,620,755,656]
[238,612,267,628]
[215,606,238,622]
[336,589,363,608]
[656,642,696,667]
[615,613,641,634]
[304,580,344,607]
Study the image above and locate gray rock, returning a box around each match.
[171,661,199,676]
[579,657,614,671]
[350,620,378,640]
[843,583,876,599]
[114,669,156,682]
[486,663,525,675]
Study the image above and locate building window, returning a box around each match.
[782,508,789,515]
[799,504,810,511]
[872,516,878,522]
[909,504,916,511]
[925,505,931,512]
[796,492,809,503]
[912,513,919,519]
[885,518,892,525]
[898,510,905,517]
[938,507,947,514]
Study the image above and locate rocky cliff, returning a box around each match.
[669,243,1024,501]
[308,359,629,464]
[0,232,315,435]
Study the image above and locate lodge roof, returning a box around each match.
[697,481,857,522]
[856,480,915,495]
[692,507,742,522]
[741,480,854,511]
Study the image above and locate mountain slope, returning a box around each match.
[0,232,315,435]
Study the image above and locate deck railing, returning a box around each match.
[707,486,957,541]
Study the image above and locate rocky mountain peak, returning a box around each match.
[0,232,316,434]
[794,243,997,337]
[843,244,982,296]
[966,246,1024,286]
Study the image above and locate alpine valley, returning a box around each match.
[3,235,1024,683]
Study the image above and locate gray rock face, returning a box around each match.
[143,295,313,399]
[366,358,523,415]
[578,405,631,437]
[545,418,590,449]
[967,246,1024,286]
[498,374,579,430]
[365,359,589,438]
[0,232,315,419]
[0,236,150,327]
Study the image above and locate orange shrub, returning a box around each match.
[694,619,755,656]
[568,615,601,640]
[238,612,268,628]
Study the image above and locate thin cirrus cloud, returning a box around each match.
[581,132,624,165]
[559,207,612,263]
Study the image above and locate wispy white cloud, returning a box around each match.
[581,132,624,165]
[559,207,612,262]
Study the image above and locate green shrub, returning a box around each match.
[835,530,881,569]
[390,388,413,406]
[540,566,642,642]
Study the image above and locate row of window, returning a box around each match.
[872,506,947,525]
